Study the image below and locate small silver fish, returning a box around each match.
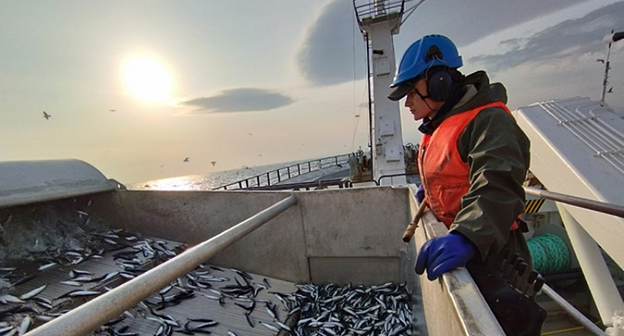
[38,262,57,271]
[19,284,47,300]
[259,321,279,332]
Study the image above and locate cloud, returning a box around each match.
[398,0,591,48]
[296,0,367,86]
[179,88,295,114]
[468,2,624,73]
[295,0,590,87]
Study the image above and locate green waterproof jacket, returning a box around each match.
[419,70,532,270]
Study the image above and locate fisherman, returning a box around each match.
[388,35,544,335]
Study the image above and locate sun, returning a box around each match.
[123,56,173,103]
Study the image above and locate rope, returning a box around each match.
[527,234,571,273]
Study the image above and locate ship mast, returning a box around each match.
[354,0,413,185]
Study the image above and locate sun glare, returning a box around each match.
[123,56,173,103]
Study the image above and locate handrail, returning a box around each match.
[213,153,353,191]
[246,178,352,191]
[243,178,380,191]
[541,284,608,336]
[25,195,298,336]
[377,172,420,185]
[524,186,624,218]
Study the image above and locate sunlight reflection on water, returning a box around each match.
[126,161,302,191]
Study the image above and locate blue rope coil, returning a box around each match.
[527,233,571,273]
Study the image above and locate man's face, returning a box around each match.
[404,78,443,121]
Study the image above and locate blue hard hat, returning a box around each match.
[388,35,462,101]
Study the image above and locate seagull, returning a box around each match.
[608,87,614,93]
[43,111,51,120]
[597,59,605,64]
[211,161,217,166]
[109,109,116,112]
[183,157,190,162]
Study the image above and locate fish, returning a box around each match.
[0,294,24,304]
[19,284,47,300]
[259,321,280,332]
[18,315,32,335]
[38,262,57,271]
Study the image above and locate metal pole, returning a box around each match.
[523,187,624,218]
[601,30,614,103]
[365,33,374,174]
[541,284,608,335]
[25,195,297,336]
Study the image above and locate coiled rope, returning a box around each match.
[527,233,571,273]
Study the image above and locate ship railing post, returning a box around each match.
[23,196,298,336]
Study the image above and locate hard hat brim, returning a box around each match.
[387,81,414,101]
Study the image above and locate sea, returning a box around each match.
[126,159,324,191]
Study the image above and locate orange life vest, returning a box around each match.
[418,101,519,230]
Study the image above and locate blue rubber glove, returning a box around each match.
[416,184,425,203]
[415,232,477,281]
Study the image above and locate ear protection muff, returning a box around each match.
[427,69,454,101]
[423,45,455,101]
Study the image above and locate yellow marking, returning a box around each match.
[525,199,545,213]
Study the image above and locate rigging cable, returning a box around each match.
[401,0,427,25]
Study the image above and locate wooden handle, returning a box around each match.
[402,201,428,242]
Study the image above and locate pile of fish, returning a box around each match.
[284,282,414,336]
[1,202,415,335]
[0,227,187,336]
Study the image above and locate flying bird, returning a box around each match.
[597,59,605,64]
[248,133,253,136]
[109,109,116,112]
[608,87,614,93]
[183,157,190,162]
[211,161,217,166]
[43,111,51,120]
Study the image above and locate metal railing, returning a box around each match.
[213,154,353,191]
[24,196,297,336]
[245,178,381,191]
[523,186,624,333]
[353,0,405,21]
[524,187,624,218]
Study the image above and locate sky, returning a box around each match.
[1,0,623,184]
